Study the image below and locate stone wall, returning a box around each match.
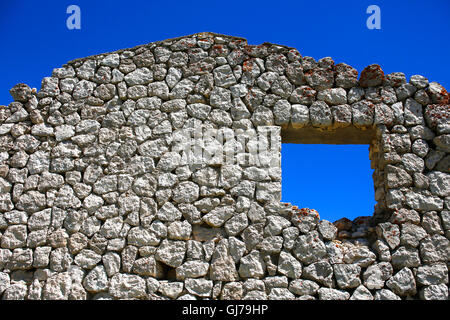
[0,32,448,300]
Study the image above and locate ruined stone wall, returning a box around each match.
[0,32,448,300]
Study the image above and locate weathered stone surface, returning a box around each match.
[309,101,332,127]
[277,251,302,279]
[209,240,238,281]
[391,246,421,269]
[185,278,213,298]
[333,264,361,289]
[1,33,449,301]
[176,260,209,280]
[419,234,450,263]
[376,222,400,250]
[292,231,327,264]
[359,64,384,87]
[317,88,347,105]
[350,285,373,300]
[386,267,417,296]
[352,100,374,127]
[419,284,449,300]
[374,289,401,300]
[363,262,392,290]
[109,274,147,299]
[202,206,234,227]
[318,287,350,300]
[83,265,109,292]
[1,225,27,249]
[220,281,244,300]
[42,273,72,300]
[416,263,448,286]
[303,260,334,288]
[238,250,266,279]
[155,240,186,268]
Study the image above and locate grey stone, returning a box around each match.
[419,234,450,263]
[363,262,392,290]
[209,239,238,281]
[333,263,361,289]
[318,220,338,240]
[219,281,243,300]
[224,212,248,236]
[376,222,400,249]
[427,172,450,197]
[176,260,209,280]
[405,190,443,211]
[422,211,444,235]
[127,226,159,247]
[264,216,291,236]
[343,246,376,267]
[124,68,153,86]
[133,256,164,277]
[83,265,109,293]
[350,285,373,300]
[168,220,192,240]
[238,250,266,279]
[416,263,448,286]
[74,249,102,269]
[374,289,401,300]
[172,181,199,203]
[268,288,295,300]
[292,231,327,264]
[158,281,184,299]
[317,88,347,105]
[156,239,186,268]
[202,206,234,227]
[303,260,334,288]
[309,101,332,127]
[386,267,417,296]
[400,223,427,247]
[288,279,319,296]
[42,272,72,300]
[391,246,421,269]
[0,271,10,295]
[109,274,147,299]
[185,278,213,298]
[317,288,350,300]
[213,65,236,88]
[419,284,449,300]
[277,251,302,279]
[1,225,27,249]
[352,100,374,127]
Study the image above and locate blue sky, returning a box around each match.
[1,0,449,221]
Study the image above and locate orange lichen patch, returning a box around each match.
[243,43,271,57]
[335,63,358,77]
[438,87,450,105]
[242,60,254,72]
[359,64,385,87]
[210,44,225,56]
[428,86,450,105]
[293,208,319,218]
[288,49,301,59]
[424,104,450,127]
